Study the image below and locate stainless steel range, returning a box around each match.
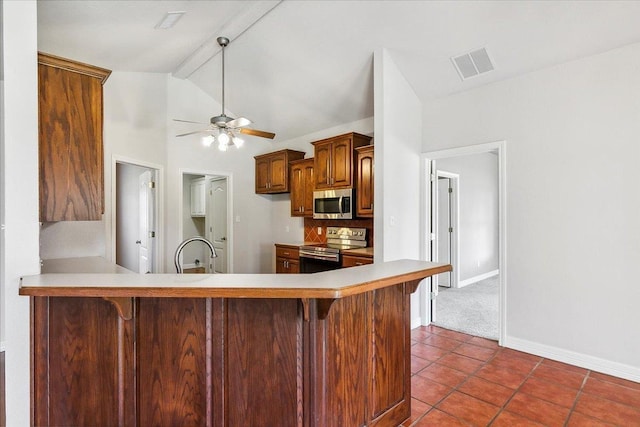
[299,227,368,273]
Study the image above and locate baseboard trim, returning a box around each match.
[504,336,640,383]
[458,269,499,288]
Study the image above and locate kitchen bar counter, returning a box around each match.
[21,259,449,298]
[22,259,450,427]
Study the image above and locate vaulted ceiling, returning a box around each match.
[38,1,640,142]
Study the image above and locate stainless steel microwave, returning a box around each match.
[313,188,353,219]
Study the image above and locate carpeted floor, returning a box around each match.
[433,275,499,339]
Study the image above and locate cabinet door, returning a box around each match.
[290,163,305,216]
[268,154,288,192]
[276,257,288,274]
[331,137,353,188]
[356,147,374,217]
[190,179,206,216]
[255,157,270,193]
[39,64,105,221]
[287,259,300,274]
[314,142,332,189]
[302,161,315,216]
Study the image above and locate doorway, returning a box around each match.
[115,162,160,273]
[180,171,232,273]
[422,141,506,344]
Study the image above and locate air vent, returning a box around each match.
[451,47,494,80]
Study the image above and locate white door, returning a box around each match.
[437,177,452,287]
[138,170,155,274]
[207,178,227,273]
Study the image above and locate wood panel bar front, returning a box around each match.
[25,260,451,426]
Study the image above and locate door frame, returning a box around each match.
[179,168,234,274]
[435,170,460,289]
[111,155,164,273]
[421,140,507,345]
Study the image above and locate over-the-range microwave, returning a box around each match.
[313,188,353,219]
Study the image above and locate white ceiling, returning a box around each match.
[37,1,640,142]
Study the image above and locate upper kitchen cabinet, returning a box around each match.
[254,149,305,194]
[312,132,372,190]
[355,145,374,217]
[289,158,315,217]
[38,52,111,221]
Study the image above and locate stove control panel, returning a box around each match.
[326,227,367,241]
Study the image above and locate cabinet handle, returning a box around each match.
[355,262,363,266]
[284,252,290,256]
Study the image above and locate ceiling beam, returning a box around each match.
[172,0,282,79]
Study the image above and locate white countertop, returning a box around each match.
[21,258,451,299]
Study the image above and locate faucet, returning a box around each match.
[174,236,217,273]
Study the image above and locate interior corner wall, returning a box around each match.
[374,48,423,324]
[374,49,422,261]
[2,1,39,425]
[422,42,640,377]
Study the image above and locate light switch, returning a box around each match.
[235,215,241,223]
[389,216,396,227]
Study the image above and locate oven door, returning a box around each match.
[299,251,341,273]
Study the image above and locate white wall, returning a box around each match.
[437,153,499,282]
[1,1,39,424]
[423,42,640,378]
[374,49,423,325]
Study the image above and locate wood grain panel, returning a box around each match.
[226,299,302,427]
[320,293,369,427]
[370,285,408,422]
[39,63,104,221]
[32,297,131,426]
[137,298,210,426]
[330,137,352,188]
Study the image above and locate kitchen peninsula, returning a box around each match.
[20,259,450,427]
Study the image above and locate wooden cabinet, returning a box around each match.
[342,254,374,268]
[255,149,305,194]
[289,158,314,217]
[38,52,111,221]
[190,177,206,217]
[312,132,371,190]
[275,244,300,273]
[355,145,374,217]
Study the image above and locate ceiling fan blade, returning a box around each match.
[173,119,209,125]
[226,116,252,128]
[176,129,212,137]
[239,128,276,139]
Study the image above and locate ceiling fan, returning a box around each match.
[175,36,275,151]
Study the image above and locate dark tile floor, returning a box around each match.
[405,325,640,426]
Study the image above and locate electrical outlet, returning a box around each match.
[317,227,322,235]
[285,226,290,233]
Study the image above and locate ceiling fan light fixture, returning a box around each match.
[202,135,214,147]
[232,135,244,148]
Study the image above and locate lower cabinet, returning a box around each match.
[275,244,300,273]
[342,255,374,268]
[31,283,415,426]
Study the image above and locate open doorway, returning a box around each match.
[422,141,506,343]
[180,171,232,274]
[115,162,160,273]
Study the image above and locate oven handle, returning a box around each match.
[299,252,340,263]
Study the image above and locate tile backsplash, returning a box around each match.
[303,217,374,246]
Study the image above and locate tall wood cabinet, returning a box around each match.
[312,132,371,190]
[355,145,374,217]
[254,149,305,194]
[38,52,111,221]
[289,158,314,217]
